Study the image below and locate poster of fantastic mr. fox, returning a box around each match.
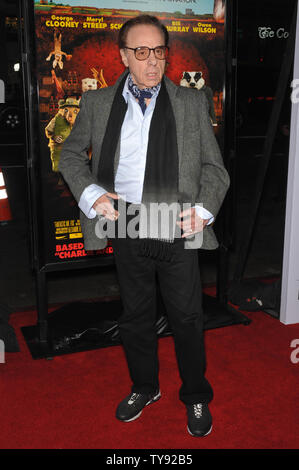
[33,0,226,265]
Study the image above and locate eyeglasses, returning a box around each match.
[123,46,169,61]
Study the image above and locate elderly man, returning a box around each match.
[59,15,229,437]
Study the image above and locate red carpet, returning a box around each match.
[1,301,299,450]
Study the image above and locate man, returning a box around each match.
[59,15,229,437]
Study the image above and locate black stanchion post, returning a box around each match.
[216,0,238,305]
[36,269,48,345]
[20,0,51,355]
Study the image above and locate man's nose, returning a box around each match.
[148,49,157,64]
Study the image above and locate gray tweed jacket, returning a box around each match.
[59,72,230,250]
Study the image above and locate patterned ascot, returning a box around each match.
[128,74,161,114]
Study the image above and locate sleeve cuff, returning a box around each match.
[78,184,107,219]
[194,205,214,225]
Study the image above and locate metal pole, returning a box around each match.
[217,0,238,303]
[20,0,50,348]
[36,269,48,344]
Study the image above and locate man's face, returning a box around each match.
[120,24,166,89]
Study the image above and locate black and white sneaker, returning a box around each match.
[186,403,212,437]
[116,390,161,422]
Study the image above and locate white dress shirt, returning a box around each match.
[78,75,214,224]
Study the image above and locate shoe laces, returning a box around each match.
[128,393,141,405]
[193,403,203,418]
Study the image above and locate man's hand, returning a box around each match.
[177,207,209,238]
[92,192,120,221]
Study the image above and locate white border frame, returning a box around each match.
[280,3,299,325]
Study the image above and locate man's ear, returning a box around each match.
[120,48,129,68]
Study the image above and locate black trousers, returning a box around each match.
[111,233,213,405]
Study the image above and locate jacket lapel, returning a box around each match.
[164,75,185,171]
[93,71,128,177]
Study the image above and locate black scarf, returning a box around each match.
[97,72,180,261]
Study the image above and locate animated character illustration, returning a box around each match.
[51,69,64,99]
[213,0,225,23]
[82,78,98,93]
[90,67,108,88]
[45,97,80,172]
[180,71,217,126]
[50,69,80,98]
[81,68,109,94]
[46,31,72,70]
[63,97,80,127]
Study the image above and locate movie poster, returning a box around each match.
[33,0,226,266]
